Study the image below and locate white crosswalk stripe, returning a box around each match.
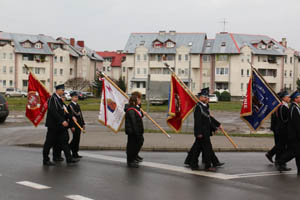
[66,195,94,200]
[16,181,51,189]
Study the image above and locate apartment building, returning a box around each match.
[96,51,126,81]
[0,31,103,93]
[123,31,300,97]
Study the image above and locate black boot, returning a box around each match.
[265,153,273,163]
[43,160,55,166]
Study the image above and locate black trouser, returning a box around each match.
[126,134,144,163]
[43,127,72,162]
[70,128,81,156]
[268,132,288,162]
[278,142,300,173]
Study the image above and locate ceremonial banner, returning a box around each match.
[240,68,281,131]
[25,72,51,126]
[98,77,128,133]
[167,74,197,132]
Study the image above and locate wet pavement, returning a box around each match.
[0,146,299,200]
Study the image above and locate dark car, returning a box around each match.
[70,91,87,100]
[0,94,9,123]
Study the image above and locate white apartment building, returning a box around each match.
[123,31,300,98]
[0,32,103,93]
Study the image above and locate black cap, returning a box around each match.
[290,90,300,100]
[70,91,78,97]
[197,87,209,97]
[55,84,65,90]
[277,91,289,99]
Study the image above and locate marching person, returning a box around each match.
[124,91,144,168]
[68,91,85,159]
[43,84,79,166]
[277,91,300,174]
[185,88,223,172]
[265,91,290,168]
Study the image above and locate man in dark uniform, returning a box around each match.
[43,84,79,166]
[265,91,290,168]
[277,91,300,175]
[68,91,85,158]
[185,88,223,172]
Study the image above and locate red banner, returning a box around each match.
[240,76,252,116]
[25,72,51,126]
[167,74,197,132]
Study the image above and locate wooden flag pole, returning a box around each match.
[98,71,171,138]
[63,105,86,134]
[164,63,238,149]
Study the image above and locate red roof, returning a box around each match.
[96,51,126,67]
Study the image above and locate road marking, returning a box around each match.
[233,170,297,179]
[66,195,94,200]
[80,152,239,180]
[16,181,51,189]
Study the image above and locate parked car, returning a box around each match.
[5,88,27,97]
[0,94,9,123]
[209,94,218,103]
[70,91,87,100]
[82,92,94,98]
[64,91,72,101]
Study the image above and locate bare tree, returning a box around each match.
[65,77,90,91]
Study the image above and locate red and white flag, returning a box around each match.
[25,72,51,126]
[98,77,128,133]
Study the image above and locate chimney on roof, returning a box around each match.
[159,31,166,35]
[70,38,75,46]
[77,40,84,48]
[169,30,176,35]
[281,38,287,48]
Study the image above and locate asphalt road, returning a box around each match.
[0,146,299,200]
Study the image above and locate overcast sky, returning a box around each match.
[1,0,299,51]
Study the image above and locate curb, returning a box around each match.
[16,144,269,152]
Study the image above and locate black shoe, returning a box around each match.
[191,166,200,171]
[136,155,143,161]
[277,165,292,172]
[73,155,83,159]
[43,161,55,166]
[127,162,139,168]
[265,153,273,163]
[67,158,79,164]
[214,162,225,167]
[53,157,64,162]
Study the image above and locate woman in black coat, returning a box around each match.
[125,91,144,168]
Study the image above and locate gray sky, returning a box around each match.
[1,0,299,51]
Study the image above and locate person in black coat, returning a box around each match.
[185,88,223,172]
[124,91,144,168]
[43,84,78,166]
[265,91,290,168]
[68,91,85,158]
[277,91,300,175]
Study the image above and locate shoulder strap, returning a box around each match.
[127,107,142,118]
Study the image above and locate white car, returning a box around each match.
[5,88,27,97]
[64,91,72,101]
[209,94,218,103]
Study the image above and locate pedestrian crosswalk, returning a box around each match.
[16,181,51,189]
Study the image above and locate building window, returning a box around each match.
[3,66,6,73]
[247,69,250,77]
[144,68,147,74]
[137,68,140,74]
[9,53,13,60]
[35,68,40,74]
[142,82,146,88]
[9,67,13,74]
[54,81,57,87]
[241,83,244,90]
[54,68,57,75]
[203,55,211,62]
[70,68,73,75]
[137,54,140,61]
[3,80,6,87]
[178,54,182,61]
[166,41,175,48]
[60,69,63,75]
[284,70,287,77]
[103,67,106,71]
[184,68,188,75]
[216,67,229,75]
[60,56,64,62]
[136,82,140,88]
[216,55,229,61]
[144,54,147,61]
[258,56,260,62]
[185,54,189,61]
[150,68,162,74]
[157,55,162,62]
[2,53,6,59]
[23,80,28,87]
[54,56,57,62]
[221,42,226,46]
[35,43,42,49]
[22,54,34,61]
[290,84,292,89]
[163,68,170,74]
[290,57,293,64]
[123,67,126,72]
[290,70,292,77]
[241,69,244,76]
[9,80,13,87]
[22,42,31,48]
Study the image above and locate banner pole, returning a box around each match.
[164,63,238,149]
[98,71,171,138]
